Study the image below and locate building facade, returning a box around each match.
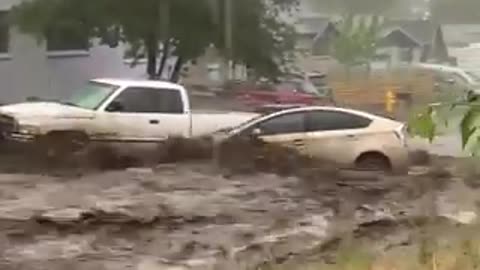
[0,0,150,104]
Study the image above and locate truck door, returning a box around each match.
[99,87,189,143]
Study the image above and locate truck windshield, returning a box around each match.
[64,82,118,110]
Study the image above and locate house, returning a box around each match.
[293,14,451,71]
[377,19,451,66]
[294,16,340,73]
[0,0,160,103]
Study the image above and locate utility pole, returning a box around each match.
[224,0,233,82]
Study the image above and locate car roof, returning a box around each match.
[92,78,183,90]
[233,106,402,133]
[263,106,390,121]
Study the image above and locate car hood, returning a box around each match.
[0,102,95,119]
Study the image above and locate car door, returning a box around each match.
[243,111,308,154]
[98,87,188,142]
[304,110,372,165]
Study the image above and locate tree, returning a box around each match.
[12,0,297,81]
[408,93,480,156]
[214,0,297,79]
[331,15,381,72]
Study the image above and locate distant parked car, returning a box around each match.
[216,106,409,173]
[234,79,333,112]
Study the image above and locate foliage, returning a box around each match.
[408,96,480,156]
[11,0,297,81]
[219,0,297,79]
[331,15,382,69]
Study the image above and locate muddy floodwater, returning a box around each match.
[0,156,476,270]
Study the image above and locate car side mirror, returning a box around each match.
[106,101,124,112]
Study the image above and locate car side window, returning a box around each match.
[306,110,372,132]
[109,87,183,114]
[254,112,306,135]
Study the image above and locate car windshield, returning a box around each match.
[63,82,118,110]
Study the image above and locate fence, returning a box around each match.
[326,70,435,120]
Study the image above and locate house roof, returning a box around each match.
[382,19,439,46]
[296,17,333,36]
[378,29,422,48]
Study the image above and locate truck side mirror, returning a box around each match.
[251,128,262,136]
[106,101,124,112]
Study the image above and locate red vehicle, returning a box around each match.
[234,79,332,112]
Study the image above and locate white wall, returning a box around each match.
[0,0,149,103]
[0,30,147,103]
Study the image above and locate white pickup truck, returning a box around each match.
[0,78,259,156]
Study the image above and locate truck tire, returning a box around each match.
[39,131,89,160]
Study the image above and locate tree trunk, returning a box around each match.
[145,35,158,79]
[170,56,184,83]
[157,0,171,79]
[157,40,171,79]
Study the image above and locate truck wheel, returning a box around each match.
[39,132,89,160]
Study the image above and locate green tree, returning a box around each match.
[408,94,480,156]
[215,0,297,79]
[12,0,297,81]
[332,15,381,72]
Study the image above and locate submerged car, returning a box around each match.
[217,106,409,173]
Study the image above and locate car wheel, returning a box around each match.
[355,153,391,172]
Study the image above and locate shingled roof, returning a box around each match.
[382,19,439,46]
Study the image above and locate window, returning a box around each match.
[65,82,118,110]
[110,87,184,114]
[46,22,89,51]
[254,112,306,135]
[306,110,372,132]
[0,11,9,53]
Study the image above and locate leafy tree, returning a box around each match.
[408,93,480,156]
[332,15,381,71]
[12,0,297,81]
[215,0,297,79]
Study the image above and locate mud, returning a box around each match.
[0,151,473,270]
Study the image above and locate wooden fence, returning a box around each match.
[326,70,435,118]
